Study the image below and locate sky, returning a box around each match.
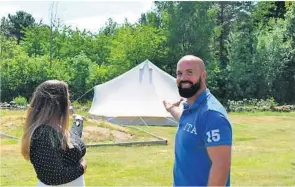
[0,1,155,33]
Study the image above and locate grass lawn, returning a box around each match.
[1,110,295,186]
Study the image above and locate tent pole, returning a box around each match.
[72,87,94,103]
[139,117,149,128]
[165,117,178,124]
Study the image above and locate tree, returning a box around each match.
[226,3,257,100]
[7,11,35,44]
[274,3,295,104]
[99,18,118,36]
[212,1,241,69]
[139,11,161,28]
[21,24,51,57]
[154,1,216,76]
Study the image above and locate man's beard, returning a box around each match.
[177,77,202,98]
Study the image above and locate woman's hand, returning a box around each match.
[73,114,83,121]
[80,159,87,173]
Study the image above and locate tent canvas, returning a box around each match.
[88,59,182,126]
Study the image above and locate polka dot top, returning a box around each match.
[30,124,86,185]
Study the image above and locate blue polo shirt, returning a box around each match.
[173,89,232,186]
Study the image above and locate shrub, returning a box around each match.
[13,96,28,106]
[72,100,92,112]
[227,98,294,112]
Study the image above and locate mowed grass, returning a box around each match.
[0,110,295,186]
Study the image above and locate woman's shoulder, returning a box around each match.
[32,124,56,136]
[31,125,61,145]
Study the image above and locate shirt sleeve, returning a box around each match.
[30,130,84,185]
[202,110,232,147]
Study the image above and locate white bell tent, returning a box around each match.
[88,59,182,126]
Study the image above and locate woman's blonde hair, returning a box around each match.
[21,80,72,160]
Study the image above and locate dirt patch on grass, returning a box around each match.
[83,126,133,142]
[0,144,20,152]
[86,118,128,131]
[0,114,25,133]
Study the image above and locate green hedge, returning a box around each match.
[227,98,295,112]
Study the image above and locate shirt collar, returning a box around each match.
[183,89,210,110]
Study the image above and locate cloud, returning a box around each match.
[0,5,20,18]
[65,11,143,32]
[0,1,154,32]
[0,4,44,23]
[64,1,154,32]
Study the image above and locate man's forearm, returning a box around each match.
[207,163,230,186]
[168,107,182,121]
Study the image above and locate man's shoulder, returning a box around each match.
[200,94,232,131]
[204,93,228,118]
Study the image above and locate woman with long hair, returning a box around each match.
[21,80,87,186]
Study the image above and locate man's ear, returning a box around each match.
[202,71,207,79]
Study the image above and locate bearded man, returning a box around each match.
[163,55,233,187]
